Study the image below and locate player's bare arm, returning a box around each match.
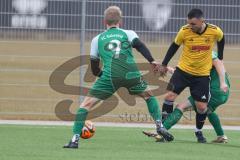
[212,59,228,93]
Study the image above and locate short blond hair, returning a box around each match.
[104,6,122,25]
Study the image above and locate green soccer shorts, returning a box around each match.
[188,88,230,112]
[89,76,148,100]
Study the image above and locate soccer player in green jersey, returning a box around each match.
[143,51,230,143]
[63,6,173,149]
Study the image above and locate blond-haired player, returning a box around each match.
[63,6,172,149]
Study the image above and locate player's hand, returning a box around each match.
[220,82,228,93]
[167,66,175,74]
[159,65,168,77]
[150,61,161,73]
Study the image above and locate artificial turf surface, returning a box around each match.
[0,124,239,160]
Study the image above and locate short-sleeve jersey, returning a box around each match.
[174,23,223,76]
[90,27,141,79]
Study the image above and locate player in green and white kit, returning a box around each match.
[188,51,230,143]
[64,6,173,149]
[143,51,230,143]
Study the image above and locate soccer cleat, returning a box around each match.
[155,137,166,142]
[212,136,228,143]
[142,130,165,142]
[195,131,207,143]
[63,140,79,149]
[142,130,158,137]
[156,127,174,142]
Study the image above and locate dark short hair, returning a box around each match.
[187,8,203,19]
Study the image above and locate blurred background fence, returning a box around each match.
[0,0,239,125]
[1,0,240,43]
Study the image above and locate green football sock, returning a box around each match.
[208,112,224,136]
[73,108,88,135]
[146,96,161,121]
[163,108,183,130]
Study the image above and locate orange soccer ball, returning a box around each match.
[80,120,96,139]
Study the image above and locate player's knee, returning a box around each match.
[80,97,96,110]
[196,104,208,114]
[195,101,207,113]
[80,103,92,110]
[165,92,177,101]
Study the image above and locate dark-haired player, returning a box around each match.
[158,8,225,142]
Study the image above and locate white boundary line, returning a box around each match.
[0,120,240,130]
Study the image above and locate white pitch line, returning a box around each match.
[0,120,240,131]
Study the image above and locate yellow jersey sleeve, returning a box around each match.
[174,28,184,45]
[216,27,223,41]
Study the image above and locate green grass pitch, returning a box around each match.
[0,124,239,160]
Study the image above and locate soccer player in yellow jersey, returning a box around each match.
[159,9,225,142]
